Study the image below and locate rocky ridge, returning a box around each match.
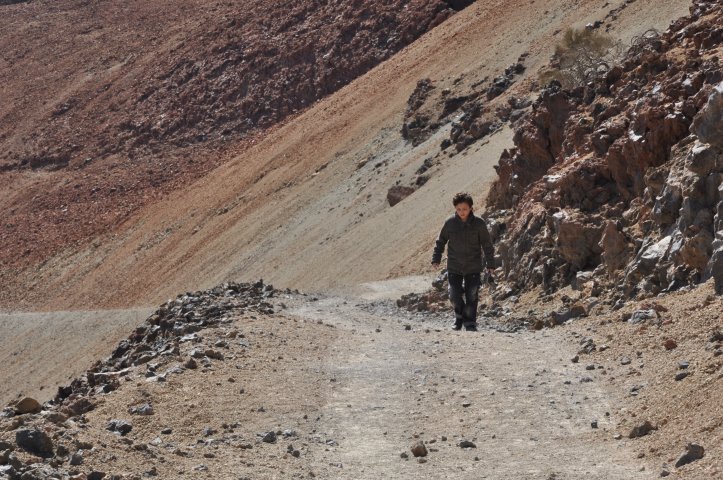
[485,0,723,301]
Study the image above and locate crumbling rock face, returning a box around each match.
[487,1,723,299]
[487,82,578,210]
[401,58,529,150]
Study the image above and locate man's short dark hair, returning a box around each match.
[452,192,474,207]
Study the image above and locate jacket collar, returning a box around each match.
[454,212,475,224]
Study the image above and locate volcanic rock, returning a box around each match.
[410,441,428,457]
[628,420,657,438]
[387,186,416,207]
[674,443,705,468]
[15,429,53,457]
[483,4,723,299]
[13,397,41,415]
[106,420,133,436]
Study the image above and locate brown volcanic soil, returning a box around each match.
[0,0,467,269]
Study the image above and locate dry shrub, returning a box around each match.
[540,28,623,89]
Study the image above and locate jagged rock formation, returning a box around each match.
[487,0,723,299]
[401,58,529,150]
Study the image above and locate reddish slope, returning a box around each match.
[0,0,467,269]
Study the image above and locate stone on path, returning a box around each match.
[410,441,427,457]
[15,429,53,457]
[628,420,656,438]
[674,443,705,468]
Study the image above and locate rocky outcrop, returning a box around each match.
[402,59,529,150]
[486,1,723,299]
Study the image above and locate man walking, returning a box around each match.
[432,192,495,331]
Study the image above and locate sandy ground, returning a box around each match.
[0,308,152,406]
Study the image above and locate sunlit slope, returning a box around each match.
[14,0,690,309]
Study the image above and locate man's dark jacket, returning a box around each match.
[432,213,495,275]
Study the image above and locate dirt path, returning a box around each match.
[283,289,650,479]
[2,283,659,479]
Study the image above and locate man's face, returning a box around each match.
[455,202,471,221]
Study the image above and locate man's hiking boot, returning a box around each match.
[464,324,478,332]
[452,322,463,331]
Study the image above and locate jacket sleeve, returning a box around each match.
[432,222,448,264]
[479,220,495,268]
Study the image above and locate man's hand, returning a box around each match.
[432,262,440,267]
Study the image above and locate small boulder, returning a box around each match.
[674,443,705,468]
[106,419,133,436]
[410,441,427,457]
[675,371,689,381]
[15,429,53,457]
[130,403,154,416]
[628,309,657,324]
[628,421,656,438]
[69,452,84,466]
[663,339,677,350]
[13,397,42,415]
[458,440,476,448]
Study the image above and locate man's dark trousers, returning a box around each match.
[448,272,481,329]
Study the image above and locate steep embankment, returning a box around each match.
[0,0,470,271]
[0,0,690,310]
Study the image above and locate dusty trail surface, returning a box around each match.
[278,291,645,479]
[4,281,655,479]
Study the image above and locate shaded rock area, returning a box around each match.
[0,280,279,479]
[397,272,450,312]
[401,58,529,149]
[387,186,417,207]
[485,1,723,300]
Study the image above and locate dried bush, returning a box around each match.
[540,28,623,89]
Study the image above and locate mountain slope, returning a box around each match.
[0,0,691,310]
[0,0,469,270]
